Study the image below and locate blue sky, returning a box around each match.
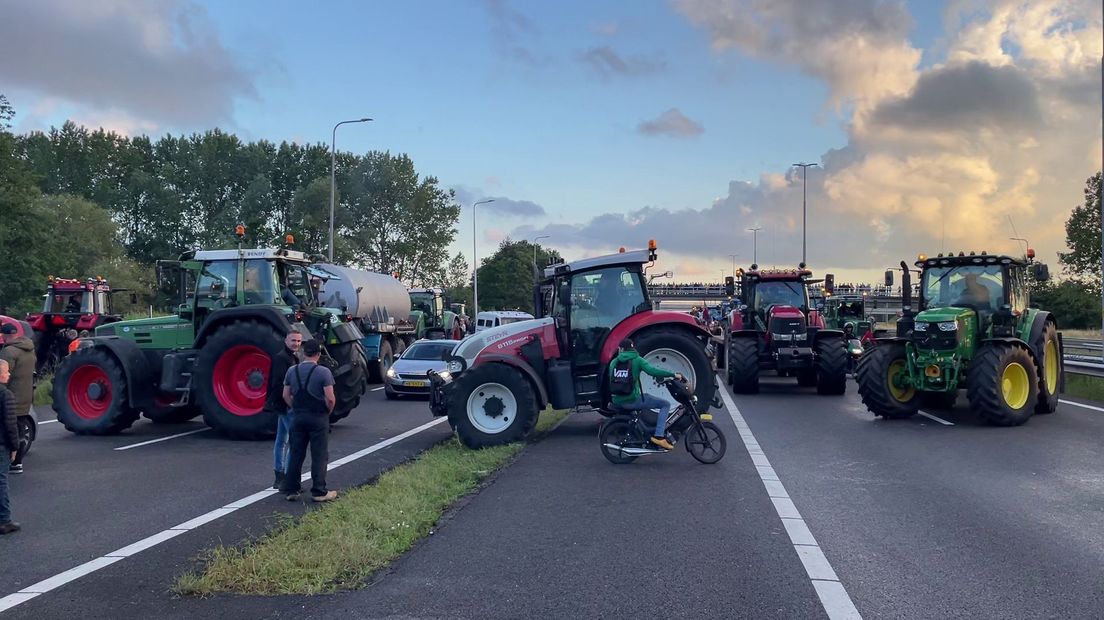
[2,0,1101,282]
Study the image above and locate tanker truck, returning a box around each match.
[315,264,419,382]
[52,239,370,439]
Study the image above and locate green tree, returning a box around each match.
[0,94,13,129]
[1058,172,1103,283]
[476,239,561,314]
[0,131,51,314]
[1032,279,1101,329]
[441,252,472,307]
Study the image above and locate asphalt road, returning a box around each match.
[4,375,1102,619]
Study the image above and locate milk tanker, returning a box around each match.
[316,264,418,382]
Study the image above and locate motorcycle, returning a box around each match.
[599,377,727,465]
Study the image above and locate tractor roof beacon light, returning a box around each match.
[235,224,246,239]
[285,234,295,245]
[1026,248,1036,260]
[648,239,657,250]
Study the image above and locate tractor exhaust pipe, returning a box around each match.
[897,260,915,337]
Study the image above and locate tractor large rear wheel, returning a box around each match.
[967,343,1038,426]
[54,349,140,435]
[1033,321,1060,415]
[634,328,715,408]
[815,336,848,395]
[196,321,282,440]
[728,337,760,394]
[324,340,369,424]
[449,363,538,448]
[856,342,918,419]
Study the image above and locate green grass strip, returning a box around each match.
[176,408,569,596]
[1062,373,1104,403]
[33,375,53,406]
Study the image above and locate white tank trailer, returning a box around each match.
[316,264,417,382]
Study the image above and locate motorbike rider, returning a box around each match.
[607,338,684,450]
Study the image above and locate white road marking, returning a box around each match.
[716,373,862,620]
[371,387,385,392]
[1059,399,1104,413]
[917,410,954,426]
[37,420,57,425]
[0,416,449,613]
[113,428,210,451]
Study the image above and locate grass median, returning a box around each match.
[1062,373,1104,402]
[175,407,570,596]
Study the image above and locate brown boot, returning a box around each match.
[312,490,338,502]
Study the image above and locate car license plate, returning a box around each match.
[405,380,427,388]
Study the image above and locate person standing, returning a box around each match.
[0,324,35,474]
[269,331,302,489]
[0,361,20,534]
[279,340,338,502]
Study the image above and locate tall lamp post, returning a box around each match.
[792,162,818,266]
[329,117,372,261]
[531,235,551,266]
[1010,237,1029,257]
[747,227,761,264]
[472,199,495,320]
[727,254,739,278]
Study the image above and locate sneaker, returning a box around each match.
[9,464,22,474]
[0,522,20,534]
[272,470,285,490]
[650,436,674,450]
[312,490,338,502]
[285,492,301,501]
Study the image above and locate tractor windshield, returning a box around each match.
[410,292,440,316]
[753,281,806,314]
[243,259,281,305]
[44,290,92,314]
[921,265,1003,311]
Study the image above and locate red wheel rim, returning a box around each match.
[212,345,270,416]
[67,364,112,420]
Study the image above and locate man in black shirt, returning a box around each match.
[279,340,337,502]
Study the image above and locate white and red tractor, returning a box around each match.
[429,243,717,448]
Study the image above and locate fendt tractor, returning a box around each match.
[822,293,874,343]
[26,276,127,371]
[721,265,849,395]
[53,230,369,439]
[429,242,717,448]
[857,250,1061,425]
[409,287,465,340]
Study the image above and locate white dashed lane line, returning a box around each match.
[917,410,954,426]
[113,428,211,451]
[371,386,385,392]
[1059,399,1104,413]
[716,373,862,620]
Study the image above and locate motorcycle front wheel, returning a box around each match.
[599,419,639,465]
[686,421,727,464]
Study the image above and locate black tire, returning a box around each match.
[1033,321,1060,414]
[728,337,760,394]
[195,321,283,440]
[325,340,369,423]
[367,339,395,384]
[796,368,817,387]
[815,336,848,395]
[143,399,201,424]
[16,416,34,458]
[599,419,639,464]
[53,348,140,435]
[686,421,727,464]
[967,343,1038,427]
[448,363,538,448]
[856,342,918,419]
[393,338,407,357]
[634,328,716,407]
[919,390,957,409]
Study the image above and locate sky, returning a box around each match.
[1,0,1101,284]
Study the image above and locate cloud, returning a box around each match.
[482,0,545,66]
[637,108,704,138]
[580,46,665,79]
[452,186,547,218]
[0,0,257,129]
[590,21,620,36]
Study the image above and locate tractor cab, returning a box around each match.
[823,293,872,340]
[27,276,125,371]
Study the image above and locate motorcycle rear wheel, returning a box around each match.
[599,419,639,464]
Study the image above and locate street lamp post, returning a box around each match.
[792,163,818,265]
[472,199,495,320]
[1010,237,1029,257]
[531,235,551,266]
[747,227,761,264]
[727,254,739,278]
[329,117,372,262]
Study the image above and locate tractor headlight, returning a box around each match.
[447,359,464,373]
[937,321,957,332]
[437,371,452,383]
[914,322,928,332]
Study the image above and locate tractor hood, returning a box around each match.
[914,307,973,323]
[767,305,805,320]
[451,317,559,370]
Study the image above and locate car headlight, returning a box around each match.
[937,321,957,332]
[914,322,928,332]
[386,367,396,378]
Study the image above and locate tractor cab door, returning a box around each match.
[154,260,198,347]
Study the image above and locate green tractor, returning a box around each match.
[857,250,1061,425]
[53,235,369,439]
[409,287,465,340]
[822,293,873,342]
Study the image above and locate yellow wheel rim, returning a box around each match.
[1044,339,1058,393]
[1001,362,1030,409]
[887,359,914,402]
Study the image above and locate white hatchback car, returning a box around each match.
[384,339,461,399]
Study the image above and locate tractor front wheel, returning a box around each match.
[1033,321,1060,415]
[856,342,918,419]
[815,337,848,395]
[54,349,140,435]
[968,343,1038,426]
[195,321,282,439]
[324,340,369,424]
[449,363,538,448]
[729,337,760,394]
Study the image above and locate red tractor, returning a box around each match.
[721,265,848,395]
[25,276,126,372]
[428,242,717,449]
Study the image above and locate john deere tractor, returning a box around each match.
[53,232,368,439]
[857,251,1061,425]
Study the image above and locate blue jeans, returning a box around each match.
[620,394,672,437]
[273,413,290,473]
[0,461,10,523]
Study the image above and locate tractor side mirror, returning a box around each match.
[1032,263,1050,282]
[884,270,894,287]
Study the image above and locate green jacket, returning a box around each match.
[0,336,35,416]
[607,350,675,406]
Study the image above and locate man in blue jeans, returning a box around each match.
[279,339,338,502]
[269,331,302,489]
[0,361,20,534]
[608,338,684,450]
